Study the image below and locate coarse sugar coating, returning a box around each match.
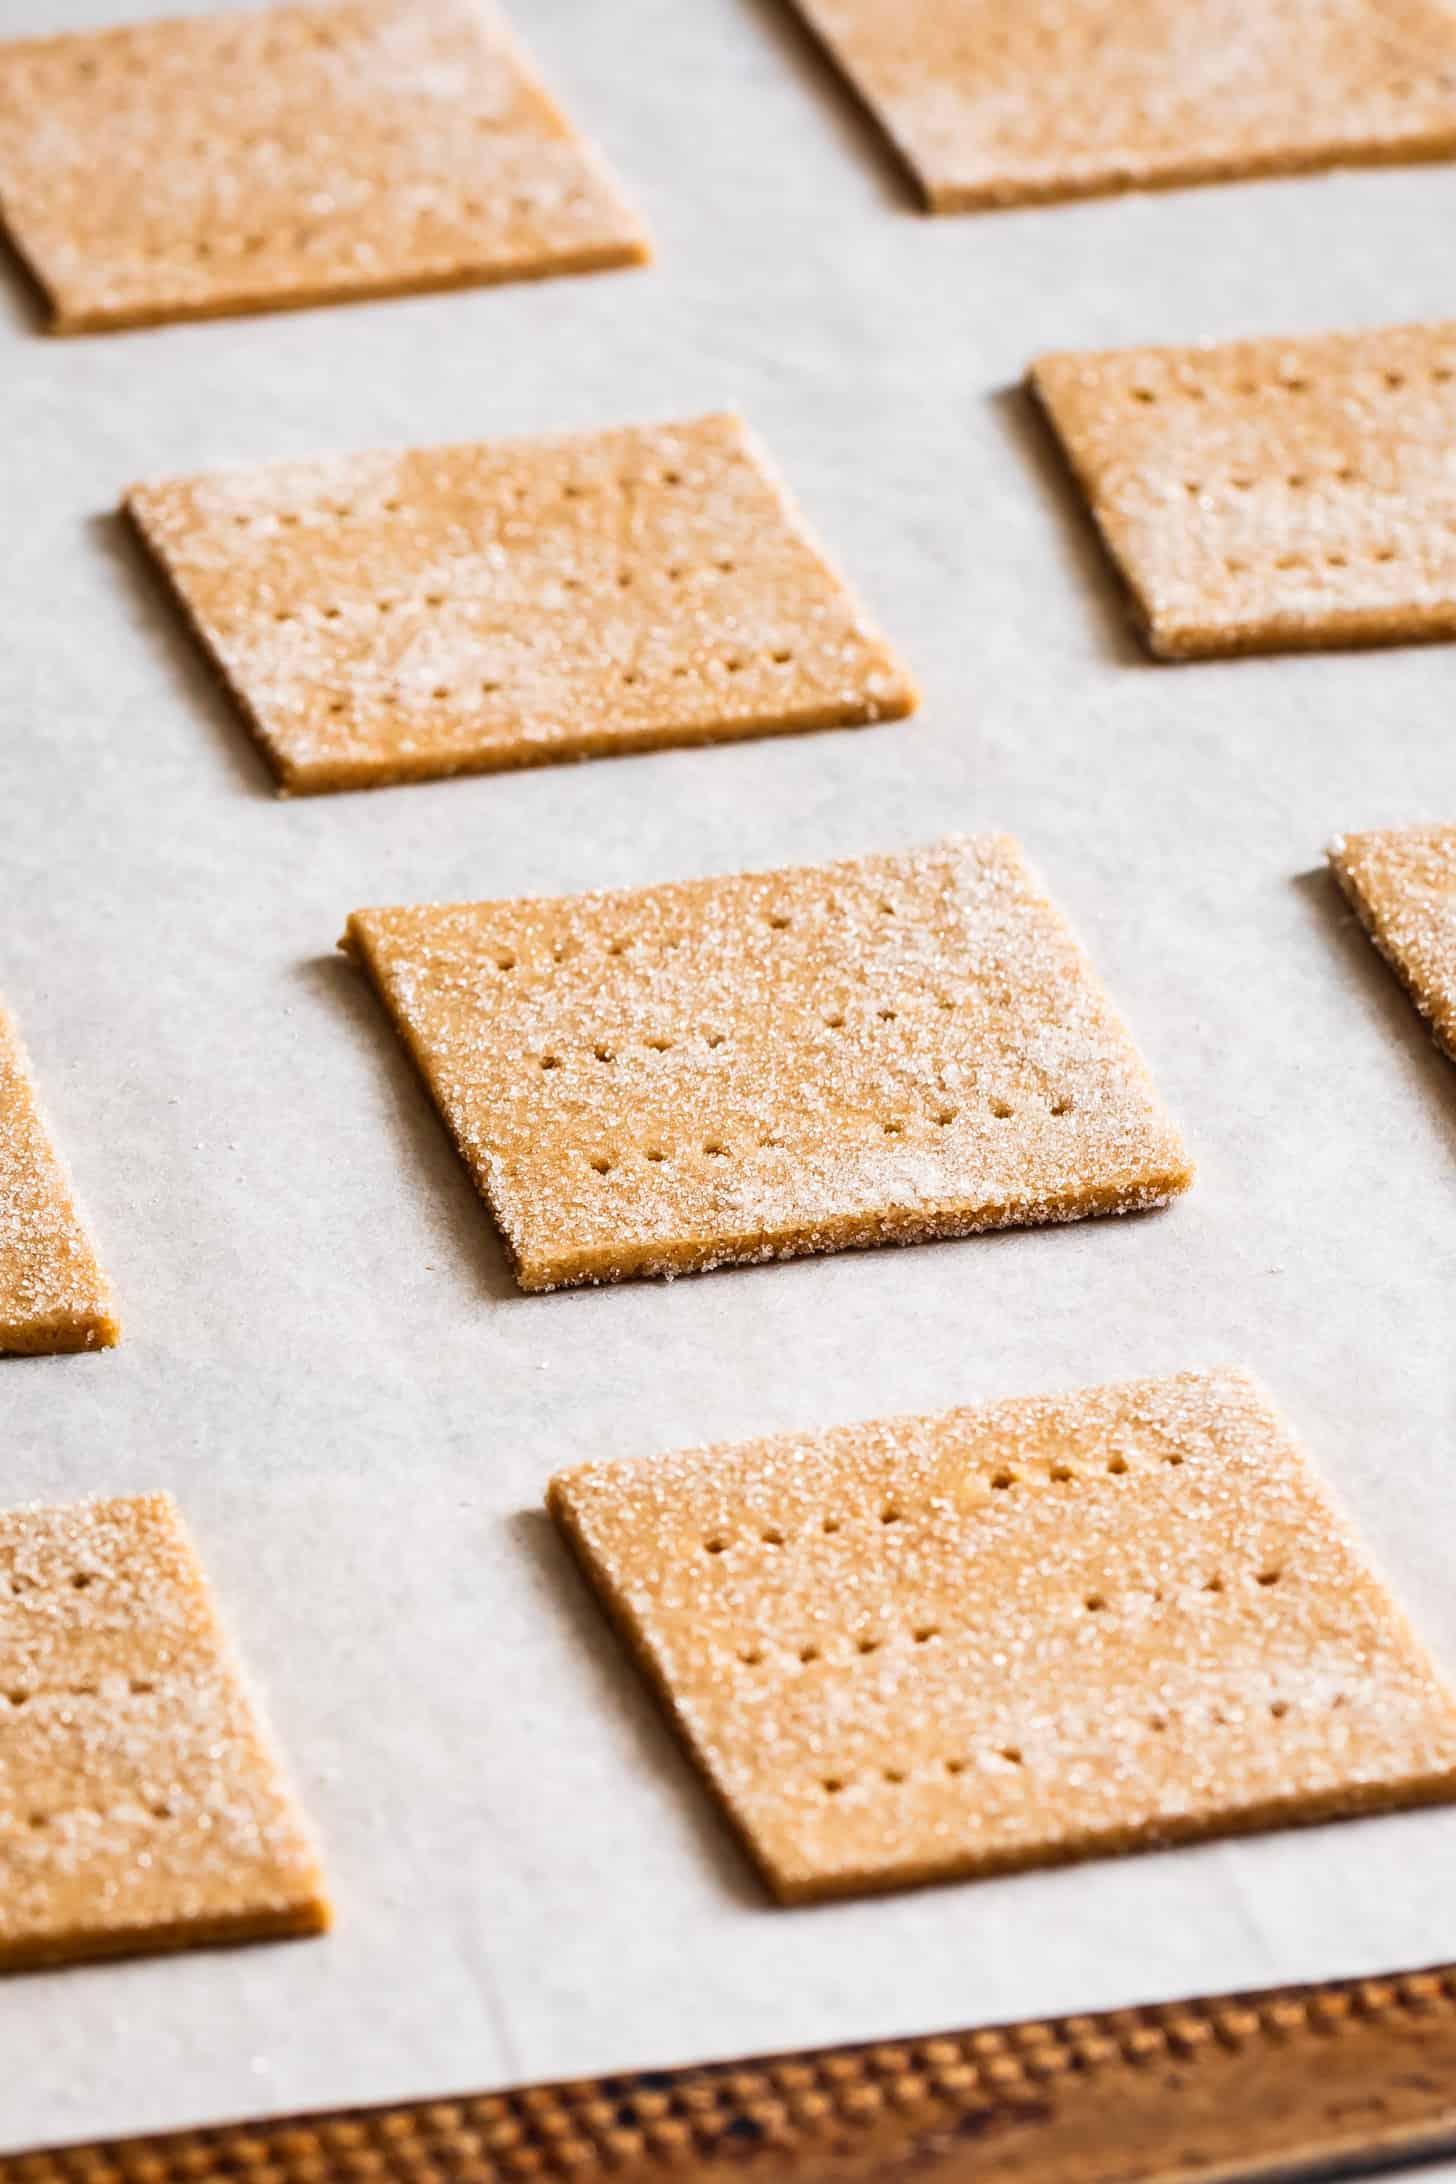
[1328,823,1456,1061]
[126,411,916,793]
[787,0,1456,212]
[0,1007,116,1356]
[548,1368,1456,1902]
[1029,320,1456,658]
[0,0,648,333]
[0,1494,329,1971]
[344,834,1193,1292]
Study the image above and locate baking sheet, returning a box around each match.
[5,0,1456,2152]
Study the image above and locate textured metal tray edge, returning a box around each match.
[6,1960,1456,2184]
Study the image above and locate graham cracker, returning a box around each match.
[343,834,1192,1293]
[0,1008,116,1357]
[1028,319,1456,659]
[0,1493,329,1971]
[786,0,1456,212]
[1328,824,1456,1062]
[549,1367,1456,1903]
[126,411,917,794]
[0,0,648,334]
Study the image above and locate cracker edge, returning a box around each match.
[1025,347,1456,662]
[0,1490,332,1973]
[339,841,1193,1294]
[120,411,918,796]
[546,1373,1456,1904]
[1327,831,1456,1067]
[6,0,652,336]
[0,1007,119,1357]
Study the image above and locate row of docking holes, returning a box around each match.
[583,1090,1074,1173]
[491,893,912,972]
[729,1562,1288,1671]
[3,1792,178,1838]
[1218,535,1456,577]
[233,461,702,532]
[4,1567,98,1598]
[815,1687,1339,1802]
[1129,361,1455,405]
[175,185,602,264]
[699,1447,1200,1556]
[317,638,796,715]
[5,1676,157,1708]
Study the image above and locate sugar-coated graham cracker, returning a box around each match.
[126,412,916,794]
[1028,320,1456,659]
[0,0,648,335]
[344,835,1192,1293]
[1329,824,1456,1063]
[0,1008,116,1356]
[786,0,1456,213]
[549,1368,1456,1903]
[0,1494,329,1971]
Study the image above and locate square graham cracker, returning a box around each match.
[1028,320,1456,659]
[0,0,648,334]
[1329,824,1456,1062]
[0,1008,116,1356]
[343,835,1192,1293]
[786,0,1456,213]
[126,412,917,794]
[548,1367,1456,1903]
[0,1494,329,1971]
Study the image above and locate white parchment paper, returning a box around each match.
[4,0,1456,2153]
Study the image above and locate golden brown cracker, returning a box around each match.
[1028,320,1456,658]
[127,411,917,793]
[788,0,1456,212]
[549,1367,1456,1902]
[1329,824,1456,1061]
[0,1008,116,1357]
[0,1494,329,1971]
[0,0,648,333]
[344,834,1192,1293]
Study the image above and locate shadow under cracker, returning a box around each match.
[1293,865,1456,1161]
[991,383,1151,671]
[737,0,924,212]
[509,1507,768,1911]
[0,221,51,335]
[87,508,276,799]
[296,952,524,1305]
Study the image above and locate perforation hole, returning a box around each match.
[590,1155,614,1176]
[621,669,641,687]
[540,1054,561,1072]
[1163,1452,1185,1468]
[1148,1714,1168,1734]
[1050,1464,1075,1484]
[704,1537,727,1556]
[883,1766,907,1785]
[1373,547,1397,564]
[1106,1454,1128,1476]
[1131,387,1157,404]
[705,1031,726,1049]
[431,686,450,701]
[882,1119,904,1137]
[799,1644,821,1665]
[945,1757,967,1777]
[1083,1592,1107,1613]
[990,1469,1015,1491]
[1203,1575,1225,1594]
[999,1747,1023,1767]
[644,1035,673,1052]
[617,571,633,589]
[28,1812,47,1831]
[1257,1568,1283,1587]
[592,1044,615,1065]
[1050,1093,1074,1115]
[935,1109,957,1127]
[7,1690,30,1709]
[703,1140,727,1158]
[880,1505,902,1525]
[1270,1699,1290,1719]
[822,1516,841,1535]
[130,1679,155,1697]
[1326,553,1348,568]
[914,1626,939,1645]
[989,1098,1013,1119]
[877,1006,898,1022]
[824,1012,845,1030]
[1384,371,1406,390]
[856,1636,881,1656]
[644,1147,667,1164]
[822,1776,845,1796]
[771,649,793,665]
[738,1645,764,1667]
[767,912,791,929]
[494,950,517,971]
[70,1573,94,1591]
[662,469,682,486]
[761,1528,785,1547]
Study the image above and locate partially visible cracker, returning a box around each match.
[787,0,1456,212]
[0,1494,329,1971]
[549,1367,1456,1903]
[126,412,916,794]
[0,1008,116,1356]
[1028,320,1456,659]
[344,834,1192,1292]
[1328,824,1456,1061]
[0,0,648,334]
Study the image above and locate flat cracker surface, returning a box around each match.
[0,1494,329,1972]
[345,834,1192,1292]
[1029,320,1456,659]
[1329,824,1456,1061]
[0,1008,116,1357]
[0,0,648,333]
[788,0,1456,212]
[549,1368,1456,1902]
[127,411,916,793]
